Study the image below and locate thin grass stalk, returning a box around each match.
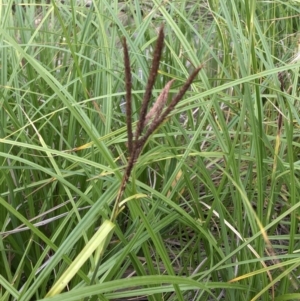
[134,25,165,141]
[122,37,133,154]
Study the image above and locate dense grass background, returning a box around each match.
[1,0,300,300]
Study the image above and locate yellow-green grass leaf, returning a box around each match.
[46,220,115,297]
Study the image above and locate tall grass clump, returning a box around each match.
[1,0,300,300]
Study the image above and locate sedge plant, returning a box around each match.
[1,0,300,300]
